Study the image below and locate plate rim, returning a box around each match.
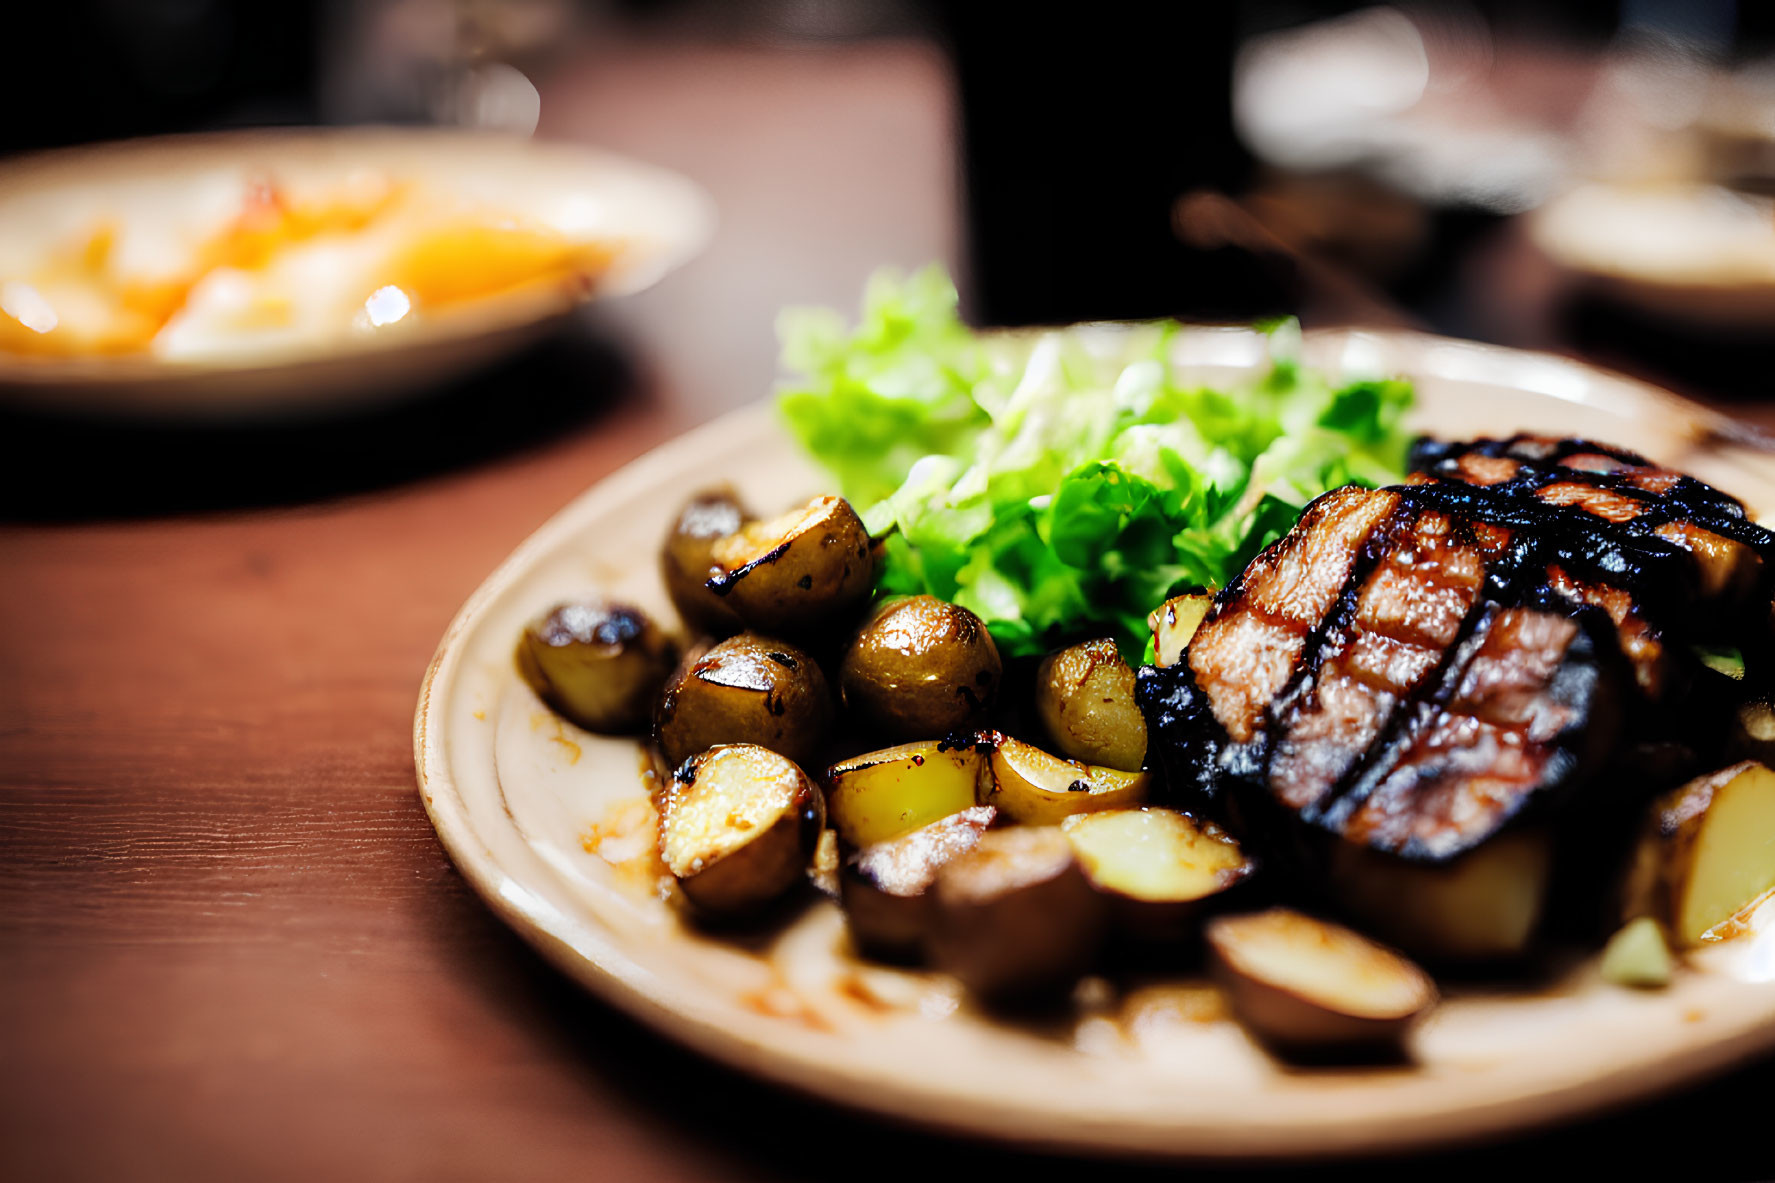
[413,326,1775,1159]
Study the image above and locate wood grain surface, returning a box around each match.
[2,33,1772,1183]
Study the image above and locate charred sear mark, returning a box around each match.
[1159,435,1775,867]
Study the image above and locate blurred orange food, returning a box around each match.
[0,173,619,362]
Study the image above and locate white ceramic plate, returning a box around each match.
[0,128,712,416]
[414,327,1775,1160]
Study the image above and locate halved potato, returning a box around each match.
[654,633,832,769]
[1035,638,1146,770]
[1326,829,1553,963]
[1206,908,1436,1057]
[840,596,1002,739]
[1062,808,1253,940]
[927,826,1105,1002]
[707,494,874,634]
[660,486,751,636]
[840,804,996,961]
[1628,761,1775,947]
[661,744,824,917]
[825,740,988,849]
[516,600,677,733]
[978,732,1149,826]
[1148,593,1213,669]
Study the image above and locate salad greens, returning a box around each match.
[776,266,1415,661]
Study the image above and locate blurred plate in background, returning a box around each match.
[0,128,712,417]
[1529,181,1775,328]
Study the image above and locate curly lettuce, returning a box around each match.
[776,266,1413,660]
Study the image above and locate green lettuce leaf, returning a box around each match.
[776,266,1416,660]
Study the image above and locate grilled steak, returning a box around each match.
[1138,435,1773,956]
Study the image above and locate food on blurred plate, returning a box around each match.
[0,171,620,361]
[510,270,1775,1062]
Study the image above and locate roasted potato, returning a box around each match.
[1148,593,1212,669]
[1325,830,1553,963]
[977,732,1149,826]
[1624,761,1775,947]
[516,600,677,733]
[707,494,874,634]
[654,633,832,768]
[840,805,996,961]
[660,486,750,635]
[927,826,1105,1002]
[661,744,824,917]
[840,596,1001,739]
[1206,908,1436,1059]
[1035,637,1146,770]
[1062,807,1253,941]
[825,739,988,849]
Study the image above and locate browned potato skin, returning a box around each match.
[1206,909,1436,1060]
[660,486,750,636]
[840,805,996,962]
[707,495,874,634]
[663,746,824,917]
[840,596,1002,739]
[654,633,833,768]
[927,827,1106,1002]
[517,601,677,733]
[1062,809,1255,944]
[1035,638,1146,770]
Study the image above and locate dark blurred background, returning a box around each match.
[7,0,1775,460]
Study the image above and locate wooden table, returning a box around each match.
[3,35,1772,1182]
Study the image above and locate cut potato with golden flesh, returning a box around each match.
[978,732,1149,826]
[707,494,874,634]
[1326,829,1553,963]
[1633,761,1775,947]
[1062,808,1253,940]
[840,805,996,961]
[516,600,677,733]
[1035,638,1147,771]
[661,744,824,917]
[660,486,750,636]
[825,740,988,849]
[1148,593,1212,669]
[654,633,832,769]
[840,596,1002,740]
[928,826,1105,1002]
[1207,908,1436,1057]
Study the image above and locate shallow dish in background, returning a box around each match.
[1529,182,1775,329]
[0,128,713,417]
[414,327,1775,1160]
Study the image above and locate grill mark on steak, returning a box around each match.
[1139,434,1775,872]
